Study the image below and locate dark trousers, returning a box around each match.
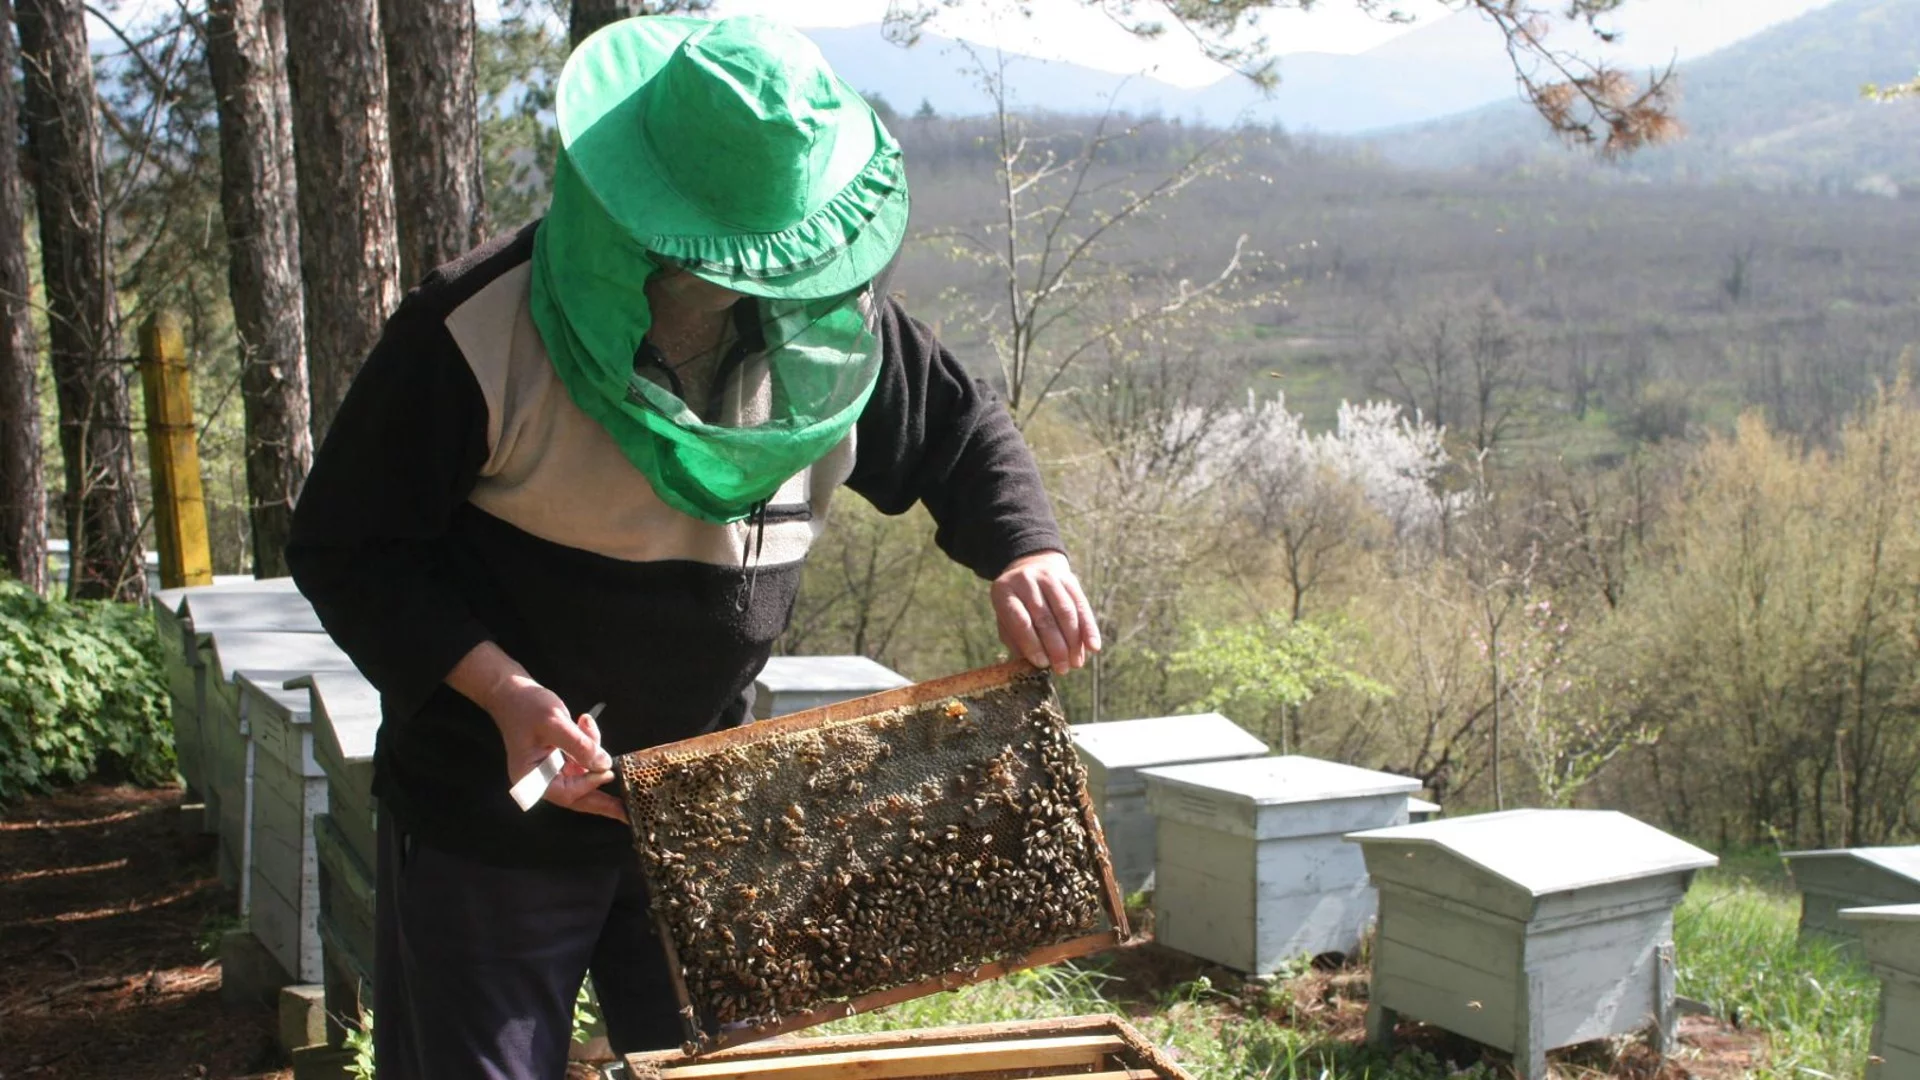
[373,809,684,1079]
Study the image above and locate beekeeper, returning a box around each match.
[285,14,1099,1080]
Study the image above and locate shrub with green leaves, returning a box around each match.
[0,577,173,800]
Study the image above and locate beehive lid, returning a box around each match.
[237,674,312,723]
[754,656,912,695]
[1784,846,1920,885]
[1842,902,1920,924]
[1348,809,1717,896]
[1141,755,1419,806]
[1408,797,1441,814]
[1071,713,1268,794]
[205,630,357,688]
[180,586,322,635]
[293,670,382,766]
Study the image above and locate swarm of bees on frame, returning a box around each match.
[619,676,1112,1035]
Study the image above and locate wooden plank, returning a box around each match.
[1531,876,1687,930]
[1379,891,1519,978]
[1253,883,1376,969]
[653,1034,1125,1080]
[1253,832,1374,901]
[1532,933,1661,1049]
[1372,959,1518,1051]
[1363,846,1533,922]
[1154,819,1255,885]
[1153,865,1254,972]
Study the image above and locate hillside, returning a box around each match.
[1369,0,1920,190]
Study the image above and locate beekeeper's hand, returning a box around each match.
[992,551,1102,676]
[447,642,626,821]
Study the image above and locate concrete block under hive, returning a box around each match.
[1349,809,1717,1080]
[601,1014,1192,1080]
[1142,755,1420,973]
[1785,846,1920,946]
[618,661,1129,1053]
[1070,713,1269,897]
[752,655,911,720]
[1841,903,1920,1080]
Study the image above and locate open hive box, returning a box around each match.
[619,661,1131,1054]
[601,1016,1192,1080]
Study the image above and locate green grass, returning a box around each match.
[1673,870,1876,1080]
[803,863,1878,1079]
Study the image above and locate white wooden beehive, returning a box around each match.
[299,670,382,1046]
[1785,847,1920,944]
[238,674,326,984]
[1348,809,1717,1080]
[1070,713,1269,895]
[751,655,911,719]
[202,630,356,897]
[1841,903,1920,1080]
[1141,755,1419,973]
[150,577,303,810]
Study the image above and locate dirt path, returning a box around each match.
[0,784,291,1080]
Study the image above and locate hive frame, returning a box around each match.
[617,660,1132,1054]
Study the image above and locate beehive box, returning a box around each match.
[203,631,357,894]
[1785,847,1920,944]
[1071,713,1269,897]
[1349,809,1717,1080]
[1142,756,1419,973]
[150,578,303,806]
[752,656,911,720]
[620,661,1128,1052]
[298,671,381,1045]
[238,674,327,984]
[1841,903,1920,1080]
[178,585,324,635]
[601,1014,1192,1080]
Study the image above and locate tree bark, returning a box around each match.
[17,0,145,602]
[0,0,46,594]
[381,0,486,287]
[283,0,400,445]
[207,0,312,578]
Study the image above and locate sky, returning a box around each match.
[697,0,1847,87]
[90,0,1847,91]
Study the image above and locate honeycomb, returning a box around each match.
[618,667,1123,1046]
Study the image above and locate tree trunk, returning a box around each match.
[381,0,486,288]
[17,0,145,603]
[283,0,400,445]
[207,0,312,578]
[0,0,46,594]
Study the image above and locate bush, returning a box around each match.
[0,577,172,800]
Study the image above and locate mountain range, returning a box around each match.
[810,0,1920,189]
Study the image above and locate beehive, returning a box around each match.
[601,1014,1192,1080]
[752,655,912,719]
[298,670,381,1046]
[619,661,1128,1052]
[1349,809,1717,1080]
[202,630,357,894]
[1070,713,1269,896]
[1785,847,1920,944]
[1840,903,1920,1080]
[150,577,302,807]
[238,674,327,985]
[1141,755,1418,973]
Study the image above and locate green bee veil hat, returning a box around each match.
[530,15,910,523]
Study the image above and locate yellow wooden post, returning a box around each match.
[138,311,214,588]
